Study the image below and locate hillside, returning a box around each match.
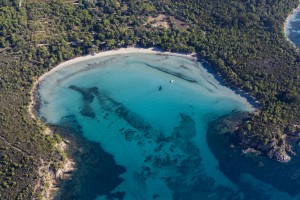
[0,0,300,199]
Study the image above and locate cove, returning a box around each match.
[35,49,266,199]
[285,6,300,48]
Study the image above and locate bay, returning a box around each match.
[36,52,296,200]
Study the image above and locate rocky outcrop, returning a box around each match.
[269,149,291,163]
[237,130,294,163]
[209,111,296,163]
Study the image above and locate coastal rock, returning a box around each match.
[237,130,294,163]
[267,148,291,163]
[242,148,261,156]
[274,152,291,163]
[285,144,296,156]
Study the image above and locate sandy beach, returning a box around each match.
[34,47,197,86]
[283,3,300,48]
[28,46,197,120]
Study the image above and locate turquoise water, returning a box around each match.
[37,53,300,200]
[285,9,300,48]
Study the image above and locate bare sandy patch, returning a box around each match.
[147,14,170,29]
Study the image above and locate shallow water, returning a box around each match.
[285,9,300,48]
[36,53,299,200]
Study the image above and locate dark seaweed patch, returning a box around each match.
[52,116,126,200]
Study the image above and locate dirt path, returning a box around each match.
[0,135,31,157]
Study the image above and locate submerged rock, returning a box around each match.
[242,148,262,156]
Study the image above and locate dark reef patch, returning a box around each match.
[52,115,126,200]
[69,85,97,103]
[69,85,97,118]
[70,85,154,134]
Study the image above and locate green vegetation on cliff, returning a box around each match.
[0,0,300,198]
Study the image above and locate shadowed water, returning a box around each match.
[36,53,297,200]
[207,113,300,200]
[51,117,126,200]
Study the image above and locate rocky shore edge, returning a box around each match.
[32,127,75,200]
[208,109,300,163]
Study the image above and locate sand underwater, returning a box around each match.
[35,52,300,200]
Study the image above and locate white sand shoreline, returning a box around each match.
[283,3,300,49]
[37,47,197,88]
[28,47,197,120]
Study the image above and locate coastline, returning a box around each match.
[283,3,300,49]
[28,46,259,120]
[28,46,198,199]
[199,59,260,110]
[28,46,197,119]
[28,46,260,199]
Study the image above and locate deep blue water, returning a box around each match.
[37,53,300,200]
[285,9,300,48]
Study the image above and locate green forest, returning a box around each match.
[0,0,300,199]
